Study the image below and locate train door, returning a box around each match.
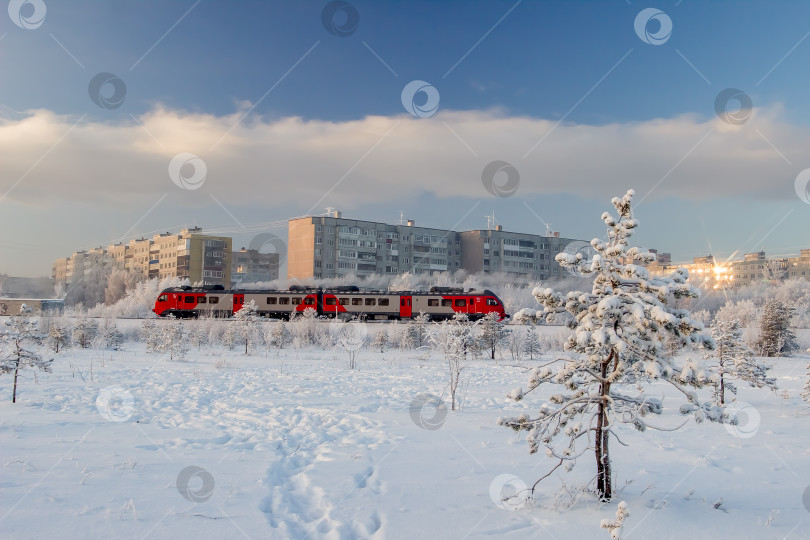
[233,294,244,314]
[400,296,412,318]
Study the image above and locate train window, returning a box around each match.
[325,298,336,305]
[279,297,290,305]
[304,297,315,305]
[352,298,363,306]
[267,297,277,304]
[428,299,439,306]
[185,296,195,303]
[378,298,389,306]
[198,297,206,303]
[486,298,498,306]
[292,298,301,305]
[209,297,219,304]
[158,294,168,302]
[339,298,350,305]
[365,298,376,306]
[441,299,452,307]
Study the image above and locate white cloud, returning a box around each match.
[0,105,804,210]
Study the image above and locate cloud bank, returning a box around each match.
[1,105,805,210]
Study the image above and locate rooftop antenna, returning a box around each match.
[485,211,498,231]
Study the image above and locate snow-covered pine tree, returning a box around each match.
[372,328,388,352]
[429,312,473,411]
[710,319,777,405]
[499,189,719,502]
[479,311,508,360]
[1,312,52,402]
[229,300,260,354]
[139,320,161,353]
[72,315,98,349]
[414,311,431,348]
[47,319,70,353]
[159,321,189,361]
[756,298,798,357]
[99,317,123,349]
[523,324,542,360]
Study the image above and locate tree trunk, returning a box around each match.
[12,357,20,404]
[595,351,614,501]
[719,358,725,405]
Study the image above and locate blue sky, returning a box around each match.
[1,0,809,277]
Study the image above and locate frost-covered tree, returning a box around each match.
[228,300,260,354]
[372,328,388,352]
[715,299,758,328]
[479,312,508,360]
[141,320,160,353]
[159,321,189,361]
[47,319,70,353]
[72,315,98,349]
[290,308,322,348]
[413,311,431,348]
[803,364,810,402]
[756,298,798,357]
[189,322,209,350]
[505,328,525,362]
[400,322,419,349]
[265,321,291,349]
[335,322,366,369]
[500,190,718,501]
[99,317,123,349]
[523,325,542,360]
[710,319,777,405]
[1,312,52,402]
[430,313,473,411]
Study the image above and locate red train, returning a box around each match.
[153,285,507,321]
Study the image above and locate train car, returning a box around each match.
[153,285,234,318]
[154,285,507,321]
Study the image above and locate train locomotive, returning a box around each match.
[153,285,507,321]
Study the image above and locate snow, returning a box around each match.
[1,323,810,539]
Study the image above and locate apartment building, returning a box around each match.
[459,226,582,281]
[52,227,232,289]
[232,248,280,285]
[288,212,586,281]
[647,249,809,289]
[288,212,461,280]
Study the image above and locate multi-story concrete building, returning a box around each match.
[288,212,586,281]
[787,249,810,279]
[288,212,462,280]
[459,226,582,281]
[232,248,280,285]
[647,249,809,289]
[52,227,232,290]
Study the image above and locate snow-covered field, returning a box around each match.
[2,324,809,540]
